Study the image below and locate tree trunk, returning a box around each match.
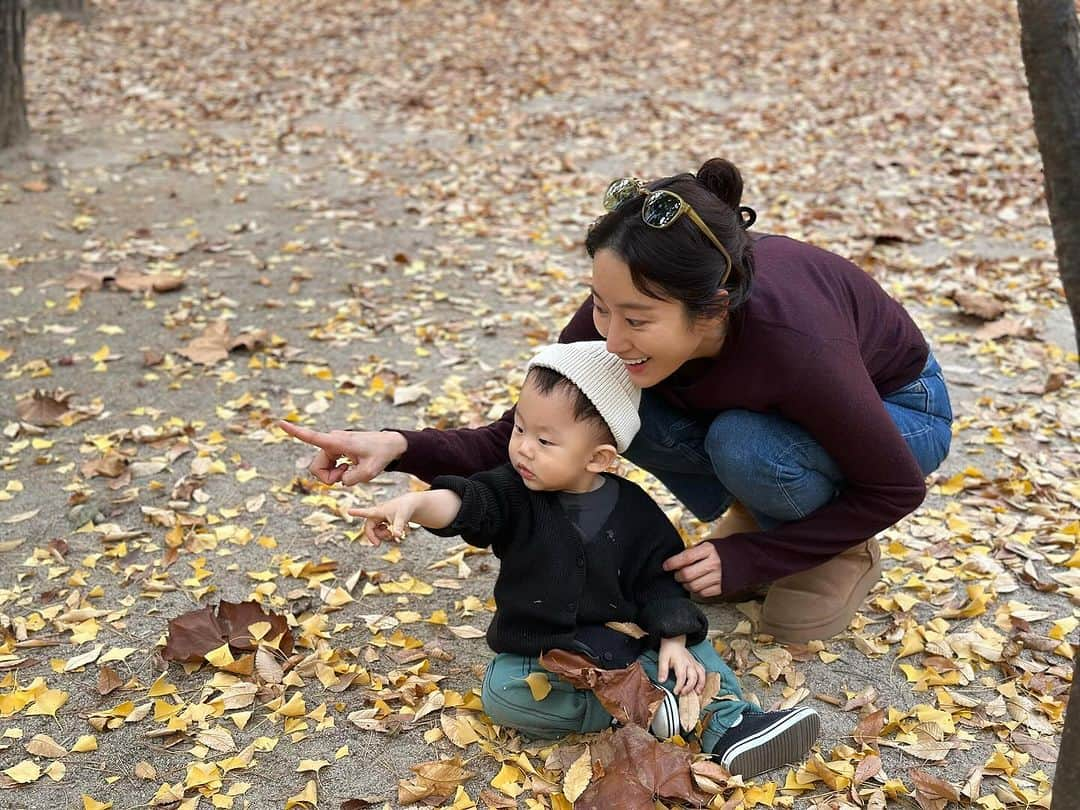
[0,0,28,150]
[1018,0,1080,358]
[29,0,85,21]
[1052,656,1079,809]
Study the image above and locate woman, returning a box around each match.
[281,158,953,643]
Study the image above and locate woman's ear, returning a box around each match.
[586,444,618,473]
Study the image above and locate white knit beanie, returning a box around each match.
[526,341,642,453]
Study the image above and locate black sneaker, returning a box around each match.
[710,707,820,778]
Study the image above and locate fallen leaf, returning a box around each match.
[523,672,551,701]
[15,389,75,425]
[948,290,1006,320]
[539,649,663,727]
[562,747,592,803]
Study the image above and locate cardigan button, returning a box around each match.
[576,556,584,567]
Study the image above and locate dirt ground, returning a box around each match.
[0,2,1076,809]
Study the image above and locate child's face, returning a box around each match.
[508,380,610,493]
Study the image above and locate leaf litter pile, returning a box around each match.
[0,1,1077,808]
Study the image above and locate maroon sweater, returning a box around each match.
[391,235,930,592]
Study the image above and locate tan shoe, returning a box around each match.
[757,540,882,643]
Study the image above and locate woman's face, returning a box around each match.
[590,249,726,388]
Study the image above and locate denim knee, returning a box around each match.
[705,410,839,523]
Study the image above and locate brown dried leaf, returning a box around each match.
[114,268,185,293]
[80,449,129,479]
[229,329,270,352]
[574,725,711,809]
[842,685,878,712]
[539,649,662,727]
[255,646,283,684]
[853,708,885,744]
[97,666,123,696]
[162,606,226,663]
[217,600,294,654]
[678,690,700,734]
[853,754,882,786]
[16,389,76,426]
[178,321,231,365]
[1010,732,1058,762]
[949,290,1006,320]
[24,734,66,758]
[974,317,1037,341]
[910,768,960,810]
[397,758,474,806]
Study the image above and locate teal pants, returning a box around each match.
[480,639,753,752]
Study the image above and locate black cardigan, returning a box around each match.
[429,464,708,657]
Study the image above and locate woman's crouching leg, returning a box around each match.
[481,653,613,739]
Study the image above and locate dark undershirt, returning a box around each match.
[556,476,618,543]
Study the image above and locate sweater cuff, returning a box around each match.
[426,475,473,537]
[638,598,708,646]
[712,535,759,594]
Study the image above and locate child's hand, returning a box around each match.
[349,494,422,545]
[657,636,705,696]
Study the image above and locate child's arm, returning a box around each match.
[349,490,462,546]
[658,635,706,696]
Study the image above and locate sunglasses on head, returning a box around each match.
[602,177,733,285]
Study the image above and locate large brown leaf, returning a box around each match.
[539,650,663,727]
[163,606,227,663]
[16,389,75,426]
[218,600,294,653]
[575,725,712,809]
[163,601,294,663]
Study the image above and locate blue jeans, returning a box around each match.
[623,352,953,530]
[481,639,752,751]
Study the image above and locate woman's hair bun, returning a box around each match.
[696,158,744,209]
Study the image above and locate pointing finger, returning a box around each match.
[278,420,326,446]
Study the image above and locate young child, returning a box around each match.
[291,342,820,777]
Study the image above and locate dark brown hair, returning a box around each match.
[585,158,756,319]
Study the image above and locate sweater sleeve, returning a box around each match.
[427,465,524,554]
[714,337,927,592]
[629,491,708,646]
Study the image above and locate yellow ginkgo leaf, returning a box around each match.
[147,673,178,697]
[204,644,235,668]
[490,764,524,798]
[70,735,98,752]
[25,688,69,718]
[296,759,329,773]
[284,779,318,809]
[276,692,307,717]
[523,672,551,702]
[5,759,41,783]
[82,797,113,810]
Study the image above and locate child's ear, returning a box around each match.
[586,444,618,473]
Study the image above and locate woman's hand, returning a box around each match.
[657,635,705,696]
[663,542,723,598]
[349,494,423,545]
[278,422,406,486]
